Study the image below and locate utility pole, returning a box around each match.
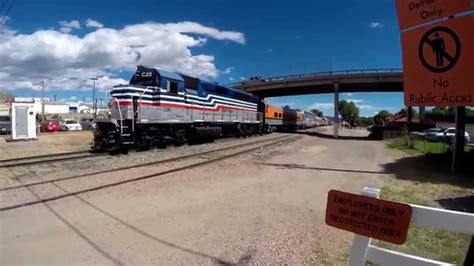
[90,77,98,119]
[40,80,46,121]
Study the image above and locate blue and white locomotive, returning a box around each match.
[93,66,263,151]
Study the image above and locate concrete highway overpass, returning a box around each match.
[230,69,403,98]
[229,68,416,138]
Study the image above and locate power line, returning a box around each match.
[1,0,15,25]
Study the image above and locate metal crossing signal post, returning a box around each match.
[91,77,98,119]
[452,107,466,172]
[40,80,45,122]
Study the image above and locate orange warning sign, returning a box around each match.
[325,190,412,245]
[402,15,474,106]
[396,0,472,30]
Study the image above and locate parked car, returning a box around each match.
[424,128,443,142]
[79,117,96,130]
[62,119,83,131]
[435,127,470,144]
[0,115,11,134]
[40,120,62,132]
[409,131,426,139]
[58,120,68,131]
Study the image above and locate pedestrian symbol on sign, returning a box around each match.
[418,26,461,73]
[432,33,445,67]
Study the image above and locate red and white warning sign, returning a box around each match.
[325,190,412,245]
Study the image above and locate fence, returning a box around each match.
[349,187,474,266]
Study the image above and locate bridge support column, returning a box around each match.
[334,82,339,138]
[419,106,426,125]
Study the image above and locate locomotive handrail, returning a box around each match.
[112,98,123,136]
[225,68,403,87]
[135,87,151,134]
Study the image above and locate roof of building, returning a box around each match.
[44,101,70,106]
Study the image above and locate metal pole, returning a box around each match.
[464,236,474,266]
[407,106,413,124]
[91,77,98,119]
[334,82,339,138]
[40,80,45,121]
[451,107,466,172]
[419,106,426,125]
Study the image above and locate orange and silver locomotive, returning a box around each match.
[94,66,317,151]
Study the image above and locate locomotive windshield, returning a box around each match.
[130,66,159,86]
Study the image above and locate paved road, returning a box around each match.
[0,130,401,264]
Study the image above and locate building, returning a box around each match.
[42,101,70,114]
[0,104,9,116]
[14,97,71,114]
[78,104,92,113]
[68,102,80,113]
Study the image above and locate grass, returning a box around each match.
[388,136,473,154]
[371,181,472,265]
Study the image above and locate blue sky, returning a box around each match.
[0,0,404,116]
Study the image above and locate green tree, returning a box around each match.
[466,108,474,117]
[310,109,323,117]
[356,116,374,127]
[339,100,359,127]
[374,110,392,124]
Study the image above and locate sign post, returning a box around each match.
[397,0,473,172]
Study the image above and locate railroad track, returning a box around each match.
[0,134,283,168]
[0,150,103,168]
[0,135,300,212]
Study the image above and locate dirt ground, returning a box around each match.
[0,127,466,265]
[0,131,93,160]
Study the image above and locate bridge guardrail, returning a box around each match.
[226,68,403,87]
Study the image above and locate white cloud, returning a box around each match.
[85,18,104,29]
[267,48,273,53]
[345,98,364,103]
[343,92,353,96]
[358,105,376,110]
[228,77,235,81]
[59,20,81,29]
[240,77,246,80]
[0,21,245,91]
[358,105,397,112]
[369,22,383,29]
[267,98,296,108]
[59,27,72,33]
[221,67,233,75]
[308,102,334,111]
[57,20,81,34]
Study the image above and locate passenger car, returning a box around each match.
[62,119,83,131]
[79,117,96,130]
[424,128,443,142]
[40,120,62,132]
[0,115,11,134]
[436,127,470,144]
